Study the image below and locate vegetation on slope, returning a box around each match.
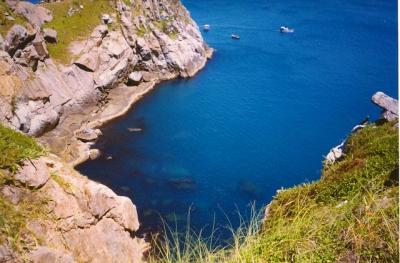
[0,125,48,253]
[148,121,399,262]
[0,1,28,35]
[42,0,115,63]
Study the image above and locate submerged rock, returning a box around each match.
[238,180,262,199]
[128,127,143,132]
[167,177,197,191]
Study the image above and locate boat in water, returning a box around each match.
[280,26,294,33]
[203,24,210,31]
[231,34,240,39]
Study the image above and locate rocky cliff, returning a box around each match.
[0,0,212,164]
[0,0,211,262]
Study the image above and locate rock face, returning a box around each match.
[14,158,50,188]
[0,155,147,262]
[0,0,212,141]
[372,91,398,121]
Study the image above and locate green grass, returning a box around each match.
[42,0,115,64]
[0,1,29,36]
[51,172,73,192]
[0,125,49,253]
[153,18,178,39]
[0,125,45,175]
[148,121,399,262]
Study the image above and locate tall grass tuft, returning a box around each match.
[147,204,264,263]
[147,121,398,262]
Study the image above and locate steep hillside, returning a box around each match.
[0,124,148,262]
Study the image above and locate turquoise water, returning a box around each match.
[77,0,397,237]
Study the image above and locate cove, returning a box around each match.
[77,0,397,237]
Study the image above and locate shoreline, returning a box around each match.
[39,48,213,168]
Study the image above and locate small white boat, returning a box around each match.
[203,24,210,31]
[280,26,294,33]
[231,34,240,39]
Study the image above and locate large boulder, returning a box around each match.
[28,108,59,136]
[14,158,50,189]
[325,141,346,164]
[85,181,140,231]
[43,28,57,43]
[5,24,35,55]
[75,128,101,142]
[127,71,143,85]
[74,49,100,72]
[12,1,53,28]
[372,92,398,121]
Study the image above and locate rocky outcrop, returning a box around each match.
[0,0,212,155]
[325,92,398,164]
[372,91,398,121]
[7,0,53,29]
[0,155,147,262]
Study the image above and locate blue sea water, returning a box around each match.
[77,0,397,237]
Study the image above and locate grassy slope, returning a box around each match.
[0,125,47,252]
[0,1,29,36]
[149,121,399,263]
[42,0,115,64]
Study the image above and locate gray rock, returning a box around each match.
[43,28,57,43]
[94,57,130,89]
[0,185,23,205]
[127,71,143,85]
[89,149,101,160]
[14,158,50,189]
[325,141,346,164]
[0,244,16,262]
[75,128,100,142]
[107,196,140,231]
[28,108,59,137]
[5,24,33,55]
[101,14,111,25]
[30,247,74,263]
[372,92,398,121]
[136,38,152,61]
[12,1,53,28]
[101,13,112,24]
[74,50,100,72]
[382,110,398,122]
[92,25,108,39]
[0,34,5,50]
